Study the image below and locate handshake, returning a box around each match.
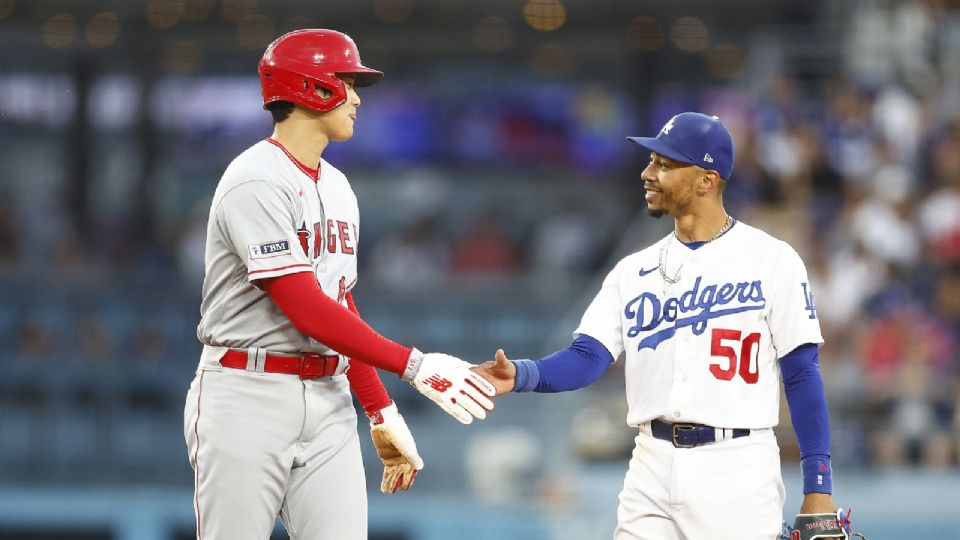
[401,348,516,424]
[367,348,518,494]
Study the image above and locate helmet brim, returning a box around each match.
[349,67,383,87]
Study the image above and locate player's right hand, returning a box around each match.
[402,349,495,424]
[470,349,517,396]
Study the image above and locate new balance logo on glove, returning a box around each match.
[403,350,496,424]
[424,375,453,392]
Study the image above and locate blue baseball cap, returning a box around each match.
[627,112,735,179]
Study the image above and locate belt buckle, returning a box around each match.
[300,353,337,379]
[671,423,697,448]
[299,353,320,380]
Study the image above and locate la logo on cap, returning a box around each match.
[660,115,677,135]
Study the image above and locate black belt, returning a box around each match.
[650,419,750,448]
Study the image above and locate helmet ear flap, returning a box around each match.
[305,73,346,111]
[262,69,346,112]
[302,77,331,100]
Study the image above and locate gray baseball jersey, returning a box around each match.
[185,138,368,540]
[196,138,360,366]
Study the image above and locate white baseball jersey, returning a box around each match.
[196,138,360,366]
[575,221,823,430]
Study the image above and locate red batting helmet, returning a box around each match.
[258,29,383,113]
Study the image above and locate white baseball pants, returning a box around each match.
[614,426,785,540]
[184,367,366,540]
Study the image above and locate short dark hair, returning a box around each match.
[266,101,295,124]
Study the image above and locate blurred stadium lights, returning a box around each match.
[41,12,77,49]
[236,13,276,50]
[163,39,204,74]
[573,87,618,132]
[0,74,76,127]
[705,43,746,80]
[626,15,665,52]
[88,75,141,131]
[150,75,263,130]
[281,14,316,35]
[183,0,216,22]
[146,0,183,30]
[531,42,575,78]
[669,15,710,52]
[0,0,15,20]
[374,0,415,24]
[523,0,566,32]
[221,0,258,23]
[472,15,513,53]
[85,11,121,49]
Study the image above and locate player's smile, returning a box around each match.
[641,153,678,212]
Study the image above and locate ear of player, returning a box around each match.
[402,350,496,424]
[368,402,423,493]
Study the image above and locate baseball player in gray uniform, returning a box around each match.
[474,113,865,539]
[183,29,496,540]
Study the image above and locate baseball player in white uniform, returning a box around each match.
[183,29,495,540]
[475,113,863,539]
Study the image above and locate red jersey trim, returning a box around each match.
[192,371,205,540]
[265,138,320,181]
[248,263,313,276]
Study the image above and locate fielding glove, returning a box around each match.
[368,401,423,493]
[402,349,496,424]
[788,508,867,540]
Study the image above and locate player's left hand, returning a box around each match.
[367,402,423,493]
[798,493,836,515]
[790,494,866,539]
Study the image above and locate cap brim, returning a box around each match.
[626,136,695,166]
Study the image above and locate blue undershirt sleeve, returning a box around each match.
[781,343,833,494]
[511,334,614,393]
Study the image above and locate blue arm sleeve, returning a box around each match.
[511,334,614,393]
[781,343,832,494]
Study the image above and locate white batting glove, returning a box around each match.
[402,349,496,424]
[367,401,423,494]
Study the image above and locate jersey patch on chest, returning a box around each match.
[624,276,766,351]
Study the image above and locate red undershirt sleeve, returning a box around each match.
[343,291,392,415]
[259,272,411,376]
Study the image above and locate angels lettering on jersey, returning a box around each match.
[297,220,359,259]
[296,219,359,302]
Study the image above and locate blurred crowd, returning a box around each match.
[573,0,960,470]
[745,0,960,469]
[728,74,960,469]
[1,0,960,484]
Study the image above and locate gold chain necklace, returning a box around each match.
[658,215,733,285]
